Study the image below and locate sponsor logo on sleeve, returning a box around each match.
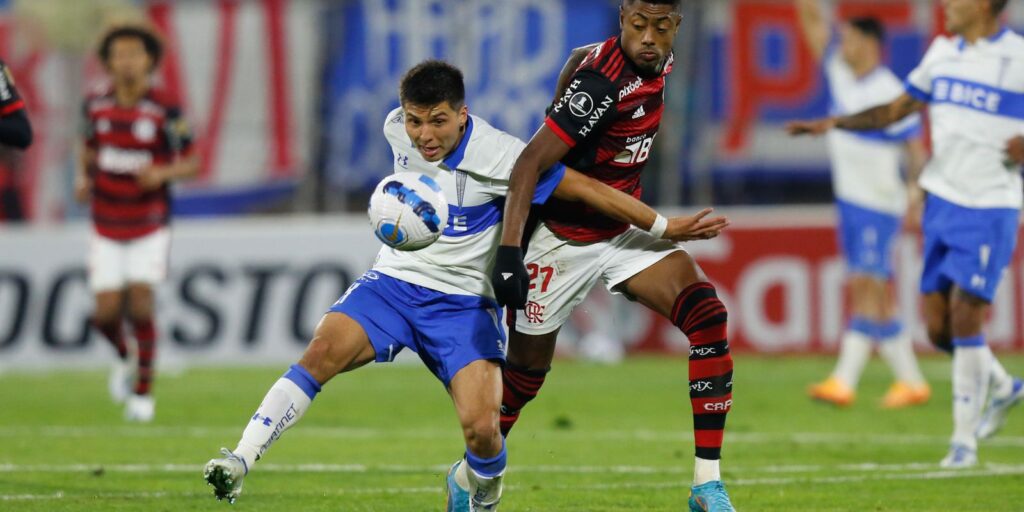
[577,95,614,137]
[569,92,594,117]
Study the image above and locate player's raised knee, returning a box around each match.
[462,417,502,457]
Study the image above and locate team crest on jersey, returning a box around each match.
[569,92,594,117]
[132,118,157,142]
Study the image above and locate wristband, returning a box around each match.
[648,214,668,239]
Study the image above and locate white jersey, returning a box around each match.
[907,29,1024,209]
[825,47,921,215]
[373,108,564,299]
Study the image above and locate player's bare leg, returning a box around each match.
[94,290,131,403]
[813,275,928,408]
[204,313,376,503]
[447,360,506,511]
[617,250,735,510]
[124,283,157,421]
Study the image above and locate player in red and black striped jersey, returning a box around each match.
[492,1,736,509]
[76,24,198,423]
[0,58,33,221]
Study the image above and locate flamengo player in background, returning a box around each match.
[491,1,736,510]
[76,25,197,422]
[0,57,33,220]
[789,0,1024,468]
[202,60,724,509]
[794,0,932,409]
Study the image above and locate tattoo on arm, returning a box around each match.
[835,94,924,131]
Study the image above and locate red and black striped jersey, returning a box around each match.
[0,59,25,116]
[82,87,193,240]
[542,36,673,243]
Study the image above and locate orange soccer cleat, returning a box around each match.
[808,376,855,407]
[881,381,931,409]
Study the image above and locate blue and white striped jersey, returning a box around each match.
[907,28,1024,209]
[373,107,564,299]
[825,47,921,215]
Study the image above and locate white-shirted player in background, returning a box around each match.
[202,60,727,508]
[795,0,931,409]
[790,0,1024,467]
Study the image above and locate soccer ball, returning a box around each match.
[368,172,449,251]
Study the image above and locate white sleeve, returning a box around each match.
[906,37,948,101]
[382,107,411,172]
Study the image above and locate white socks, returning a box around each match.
[694,456,721,486]
[233,365,321,470]
[951,337,989,449]
[457,456,505,508]
[832,329,873,388]
[986,347,1015,398]
[878,331,927,386]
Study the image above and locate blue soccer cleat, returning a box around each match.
[977,378,1024,440]
[446,460,471,512]
[689,480,736,511]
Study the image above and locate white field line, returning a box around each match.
[2,461,1023,477]
[3,464,1024,501]
[2,425,1024,447]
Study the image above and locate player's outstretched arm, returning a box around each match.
[136,154,200,192]
[554,168,728,242]
[492,126,571,308]
[787,93,926,136]
[500,125,571,248]
[794,0,829,61]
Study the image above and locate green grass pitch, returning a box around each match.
[2,355,1023,510]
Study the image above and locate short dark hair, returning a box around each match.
[399,60,466,109]
[98,24,163,69]
[846,17,885,44]
[622,0,683,13]
[991,0,1009,15]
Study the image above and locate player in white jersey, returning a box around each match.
[794,0,931,409]
[202,60,728,508]
[789,0,1024,468]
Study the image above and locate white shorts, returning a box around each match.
[514,222,682,335]
[88,228,171,292]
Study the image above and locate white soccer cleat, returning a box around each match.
[977,378,1024,440]
[204,448,248,504]
[939,443,977,469]
[124,394,155,423]
[108,359,133,404]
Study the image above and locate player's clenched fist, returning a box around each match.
[1007,135,1024,166]
[491,245,529,308]
[665,208,729,242]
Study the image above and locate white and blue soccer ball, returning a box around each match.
[368,172,449,251]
